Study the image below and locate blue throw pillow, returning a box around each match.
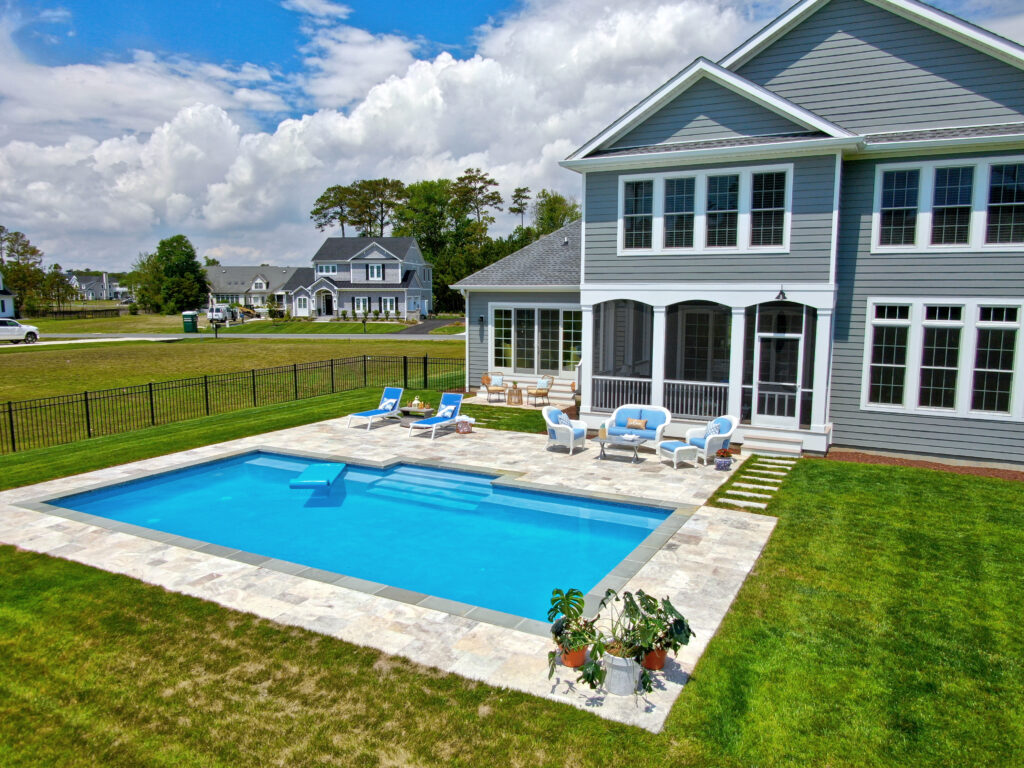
[704,420,721,438]
[558,412,572,427]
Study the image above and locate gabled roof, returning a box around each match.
[454,221,581,289]
[205,265,300,293]
[565,57,853,161]
[720,0,1024,73]
[283,269,417,292]
[312,237,419,262]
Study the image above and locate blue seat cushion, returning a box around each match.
[640,409,668,429]
[687,436,707,450]
[660,441,688,451]
[548,427,586,440]
[613,408,644,427]
[607,425,657,440]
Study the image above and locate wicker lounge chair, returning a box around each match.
[527,375,554,406]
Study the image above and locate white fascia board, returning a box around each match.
[720,0,1024,73]
[580,281,837,311]
[305,277,339,292]
[860,133,1024,157]
[560,136,862,173]
[565,58,853,161]
[347,243,399,261]
[449,284,579,293]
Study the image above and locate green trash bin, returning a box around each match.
[182,311,198,333]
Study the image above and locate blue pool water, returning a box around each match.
[52,452,669,620]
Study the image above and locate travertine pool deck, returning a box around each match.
[0,416,777,732]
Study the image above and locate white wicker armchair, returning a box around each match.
[542,406,587,455]
[683,415,738,464]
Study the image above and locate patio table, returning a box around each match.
[594,435,648,463]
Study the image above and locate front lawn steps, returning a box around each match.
[709,455,796,511]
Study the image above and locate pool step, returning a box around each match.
[373,478,490,503]
[363,486,481,512]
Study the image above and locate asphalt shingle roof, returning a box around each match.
[587,132,826,158]
[454,221,581,288]
[206,266,302,293]
[281,269,416,292]
[864,122,1024,143]
[311,237,419,262]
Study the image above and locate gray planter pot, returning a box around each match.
[604,654,641,695]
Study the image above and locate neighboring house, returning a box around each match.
[456,0,1024,463]
[205,266,302,309]
[283,237,433,320]
[74,273,128,301]
[0,271,14,318]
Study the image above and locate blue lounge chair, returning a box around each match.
[347,387,403,430]
[407,392,463,439]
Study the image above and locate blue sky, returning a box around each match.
[13,0,514,77]
[1,0,1023,270]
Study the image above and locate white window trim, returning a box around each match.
[870,154,1024,254]
[382,296,396,313]
[354,297,370,314]
[488,303,582,374]
[296,297,308,310]
[860,297,1024,422]
[368,264,384,281]
[616,163,793,256]
[316,264,338,275]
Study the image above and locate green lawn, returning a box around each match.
[429,322,466,335]
[26,313,184,334]
[1,449,1021,765]
[0,338,463,402]
[208,320,402,334]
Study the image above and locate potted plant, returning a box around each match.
[714,448,734,471]
[546,588,595,671]
[627,590,695,671]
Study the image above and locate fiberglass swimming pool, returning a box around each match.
[50,451,671,620]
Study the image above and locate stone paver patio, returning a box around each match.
[0,416,776,732]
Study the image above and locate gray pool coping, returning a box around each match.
[24,444,697,639]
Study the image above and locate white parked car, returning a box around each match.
[0,319,40,344]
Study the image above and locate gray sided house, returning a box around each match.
[0,270,14,318]
[284,237,433,320]
[458,0,1024,463]
[205,266,303,309]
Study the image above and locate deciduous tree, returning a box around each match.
[347,178,407,236]
[533,189,581,235]
[452,168,503,226]
[310,184,357,235]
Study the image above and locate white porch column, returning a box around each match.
[651,306,666,407]
[811,307,833,429]
[580,304,594,413]
[728,306,746,418]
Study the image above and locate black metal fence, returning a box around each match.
[0,355,464,454]
[35,308,124,319]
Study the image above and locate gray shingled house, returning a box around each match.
[205,237,433,320]
[456,0,1024,463]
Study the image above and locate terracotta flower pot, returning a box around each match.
[642,648,668,670]
[559,645,588,668]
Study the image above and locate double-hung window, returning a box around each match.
[316,264,337,275]
[620,164,791,254]
[863,298,1022,420]
[367,264,383,280]
[354,297,369,314]
[623,180,653,249]
[382,297,396,313]
[873,156,1024,252]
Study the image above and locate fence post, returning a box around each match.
[330,359,336,393]
[83,391,92,438]
[423,355,429,388]
[293,364,299,400]
[403,356,409,390]
[148,382,156,426]
[362,355,367,387]
[6,401,15,453]
[204,376,210,415]
[251,369,257,407]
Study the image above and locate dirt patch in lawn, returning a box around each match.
[818,449,1024,482]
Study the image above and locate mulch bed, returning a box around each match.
[816,449,1024,482]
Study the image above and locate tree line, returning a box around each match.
[0,226,77,314]
[309,169,580,312]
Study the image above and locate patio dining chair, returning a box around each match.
[527,375,554,406]
[481,373,508,403]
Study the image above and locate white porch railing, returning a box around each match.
[592,376,651,410]
[664,380,730,419]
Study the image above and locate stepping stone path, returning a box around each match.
[719,456,797,510]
